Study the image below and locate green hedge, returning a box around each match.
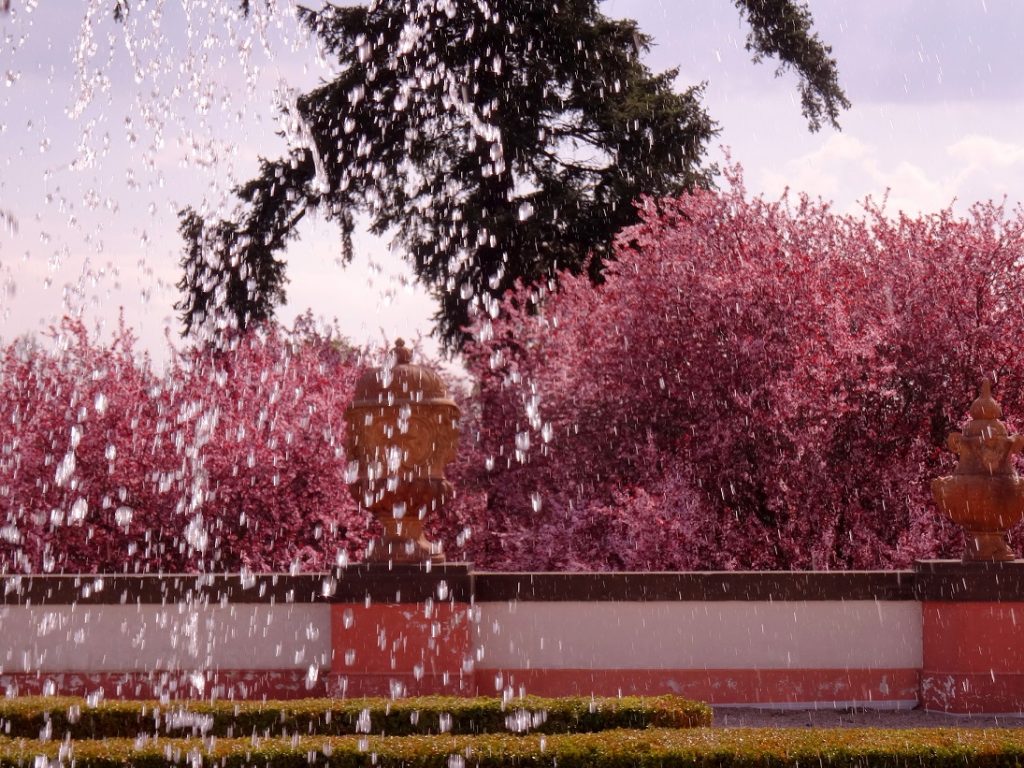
[3,729,1024,768]
[0,695,711,738]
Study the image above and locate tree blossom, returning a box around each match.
[0,316,367,574]
[4,171,1024,572]
[449,169,1024,569]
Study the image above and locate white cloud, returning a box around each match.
[759,134,872,203]
[946,134,1024,169]
[754,130,1024,216]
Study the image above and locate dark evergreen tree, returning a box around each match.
[177,0,849,348]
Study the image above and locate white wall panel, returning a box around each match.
[0,604,331,673]
[476,601,922,670]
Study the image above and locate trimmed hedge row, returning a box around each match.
[0,696,711,738]
[4,729,1024,768]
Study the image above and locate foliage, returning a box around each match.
[5,728,1024,767]
[0,695,711,739]
[0,316,368,574]
[177,0,847,348]
[733,0,850,132]
[8,176,1024,573]
[451,170,1024,570]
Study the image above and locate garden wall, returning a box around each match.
[0,561,1021,713]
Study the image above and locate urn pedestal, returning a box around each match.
[345,340,460,564]
[931,379,1024,562]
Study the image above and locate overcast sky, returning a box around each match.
[2,0,1023,361]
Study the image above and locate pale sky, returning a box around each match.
[2,0,1023,361]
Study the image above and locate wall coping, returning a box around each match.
[473,571,916,601]
[0,564,473,606]
[914,559,1024,601]
[2,561,1022,606]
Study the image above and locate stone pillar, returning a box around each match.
[326,564,474,696]
[917,560,1024,712]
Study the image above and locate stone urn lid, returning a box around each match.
[947,378,1022,477]
[349,339,457,410]
[962,378,1008,439]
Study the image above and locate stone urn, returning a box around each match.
[932,379,1024,562]
[345,339,460,563]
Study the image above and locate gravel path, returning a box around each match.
[713,707,1024,729]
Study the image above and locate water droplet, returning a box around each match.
[240,567,256,589]
[515,431,530,453]
[114,506,133,528]
[184,514,208,551]
[321,577,336,597]
[69,498,88,523]
[356,708,372,733]
[53,451,76,488]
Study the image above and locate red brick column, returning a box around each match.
[328,602,472,696]
[917,560,1024,713]
[325,564,474,697]
[921,602,1024,712]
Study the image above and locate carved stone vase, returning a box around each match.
[345,339,460,563]
[932,379,1024,562]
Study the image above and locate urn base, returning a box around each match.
[964,531,1017,563]
[367,516,445,565]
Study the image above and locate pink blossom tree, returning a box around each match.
[0,316,368,574]
[5,173,1024,573]
[449,170,1024,569]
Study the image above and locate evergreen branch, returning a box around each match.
[734,0,851,131]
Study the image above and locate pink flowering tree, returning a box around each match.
[0,316,368,574]
[449,169,1024,570]
[5,172,1024,573]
